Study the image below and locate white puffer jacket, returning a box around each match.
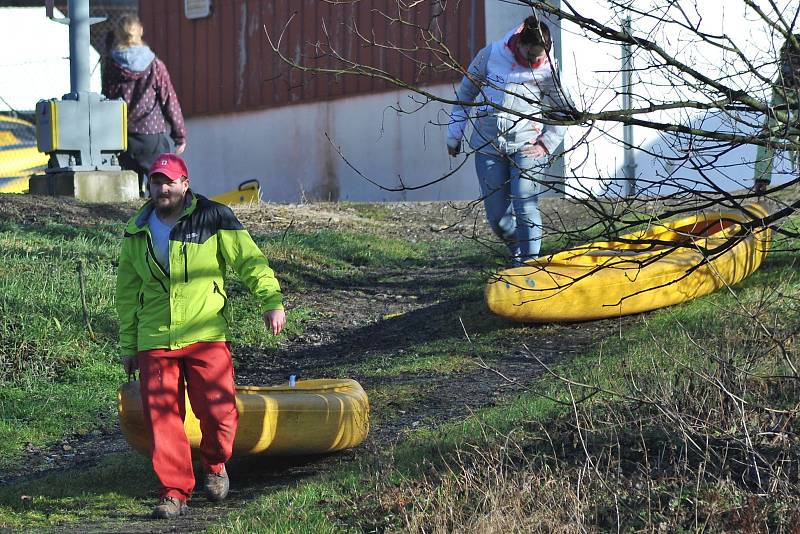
[447,26,572,156]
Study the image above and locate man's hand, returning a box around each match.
[522,141,549,158]
[122,356,138,378]
[754,180,768,197]
[174,142,187,156]
[264,309,286,336]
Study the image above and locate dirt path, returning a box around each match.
[67,271,627,534]
[0,195,634,532]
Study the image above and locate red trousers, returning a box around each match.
[138,341,238,501]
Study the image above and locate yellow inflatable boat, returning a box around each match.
[486,204,772,322]
[118,378,369,457]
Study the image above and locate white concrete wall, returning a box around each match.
[185,1,564,202]
[485,0,561,44]
[184,86,479,202]
[0,8,101,112]
[184,0,795,202]
[485,0,534,43]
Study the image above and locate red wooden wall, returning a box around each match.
[138,0,484,117]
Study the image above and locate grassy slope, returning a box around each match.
[205,224,800,533]
[0,205,482,528]
[0,215,445,463]
[0,220,123,461]
[1,201,798,531]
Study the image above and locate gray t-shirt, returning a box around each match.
[148,209,174,272]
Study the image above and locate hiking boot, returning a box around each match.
[151,496,188,519]
[204,464,230,502]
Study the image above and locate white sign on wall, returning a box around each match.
[184,0,211,20]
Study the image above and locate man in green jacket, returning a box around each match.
[116,153,285,519]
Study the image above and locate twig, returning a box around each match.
[281,219,296,245]
[459,316,516,384]
[76,261,96,341]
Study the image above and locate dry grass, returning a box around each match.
[388,420,800,533]
[365,269,800,533]
[399,442,588,534]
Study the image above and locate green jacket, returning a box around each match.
[116,191,283,355]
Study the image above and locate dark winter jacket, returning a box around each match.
[102,45,187,144]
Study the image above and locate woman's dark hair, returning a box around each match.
[519,15,552,52]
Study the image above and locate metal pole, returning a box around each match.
[622,15,637,196]
[68,0,91,94]
[547,0,566,196]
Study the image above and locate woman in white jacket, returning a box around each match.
[447,16,572,265]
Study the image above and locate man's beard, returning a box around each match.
[154,194,183,217]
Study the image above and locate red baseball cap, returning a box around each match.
[148,153,188,181]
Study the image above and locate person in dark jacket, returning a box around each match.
[102,15,187,196]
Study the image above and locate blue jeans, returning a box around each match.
[475,150,543,264]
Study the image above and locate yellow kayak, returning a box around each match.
[486,204,772,322]
[118,378,369,457]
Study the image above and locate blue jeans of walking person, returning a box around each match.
[475,150,544,265]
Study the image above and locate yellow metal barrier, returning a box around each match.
[0,115,48,193]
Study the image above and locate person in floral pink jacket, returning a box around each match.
[102,15,187,196]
